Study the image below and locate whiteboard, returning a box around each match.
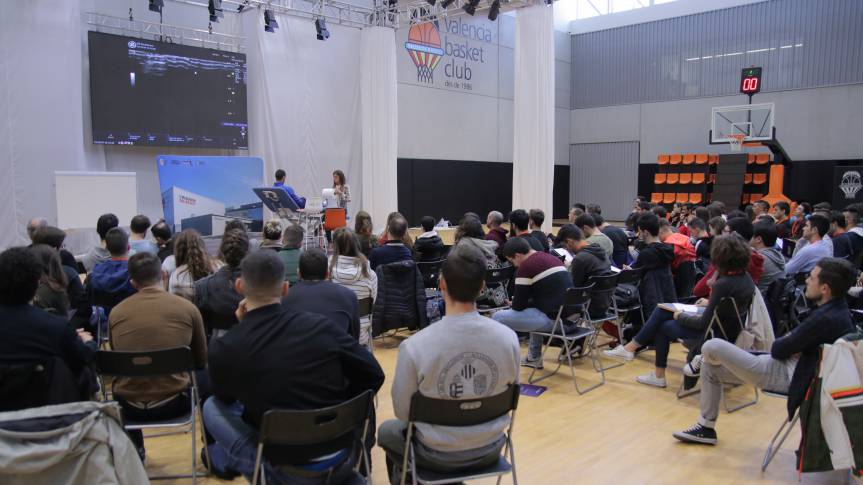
[55,171,137,230]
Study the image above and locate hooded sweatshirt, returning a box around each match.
[331,255,378,302]
[632,242,676,272]
[413,231,445,262]
[456,237,500,268]
[570,243,612,287]
[757,246,786,294]
[83,246,111,273]
[663,232,696,272]
[89,259,136,312]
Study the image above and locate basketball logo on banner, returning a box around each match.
[840,171,863,199]
[404,22,444,83]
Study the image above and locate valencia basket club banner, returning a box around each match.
[833,166,863,208]
[397,17,500,97]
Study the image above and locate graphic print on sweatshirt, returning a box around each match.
[437,352,500,399]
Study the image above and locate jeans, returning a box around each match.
[698,339,790,428]
[202,397,359,485]
[117,392,191,452]
[633,308,703,369]
[492,307,555,358]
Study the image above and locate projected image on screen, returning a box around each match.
[88,31,248,149]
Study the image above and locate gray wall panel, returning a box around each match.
[570,142,639,221]
[571,0,863,108]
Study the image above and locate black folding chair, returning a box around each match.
[417,260,445,290]
[398,385,520,485]
[251,390,375,485]
[674,260,698,300]
[584,273,623,371]
[760,389,799,472]
[528,285,605,394]
[95,347,209,483]
[608,268,644,345]
[478,266,515,315]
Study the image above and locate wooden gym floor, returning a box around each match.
[147,337,853,484]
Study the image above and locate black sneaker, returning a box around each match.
[673,424,717,445]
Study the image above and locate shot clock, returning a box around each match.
[740,67,762,99]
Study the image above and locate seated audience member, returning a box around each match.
[278,224,304,284]
[651,205,668,221]
[785,214,832,276]
[330,228,378,303]
[835,205,863,264]
[31,225,77,269]
[129,215,158,255]
[687,217,711,268]
[413,216,445,262]
[626,201,652,231]
[455,217,500,268]
[673,258,856,445]
[282,249,361,340]
[658,219,696,274]
[751,220,785,294]
[194,229,249,336]
[204,250,384,481]
[109,252,207,459]
[606,235,755,388]
[377,212,415,249]
[29,244,70,316]
[752,199,770,219]
[694,206,710,224]
[575,213,613,261]
[273,168,306,209]
[26,217,48,244]
[151,219,174,262]
[0,247,95,400]
[354,210,377,257]
[629,213,676,318]
[88,228,136,312]
[557,224,612,316]
[508,209,545,252]
[790,202,812,239]
[492,237,572,369]
[168,229,222,301]
[259,220,283,251]
[528,209,551,252]
[379,245,520,483]
[693,217,763,298]
[485,210,508,257]
[596,214,631,268]
[772,201,792,239]
[569,204,585,224]
[83,213,120,273]
[827,210,852,260]
[370,215,413,270]
[707,202,725,221]
[31,226,86,316]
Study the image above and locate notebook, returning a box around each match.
[657,303,705,315]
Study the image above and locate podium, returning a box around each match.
[253,187,325,249]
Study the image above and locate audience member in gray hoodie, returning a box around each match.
[455,217,500,268]
[751,220,786,293]
[82,213,120,273]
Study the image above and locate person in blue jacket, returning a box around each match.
[273,169,306,209]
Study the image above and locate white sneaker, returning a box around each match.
[636,372,667,388]
[603,346,634,362]
[683,355,703,377]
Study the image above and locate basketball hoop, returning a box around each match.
[728,134,746,152]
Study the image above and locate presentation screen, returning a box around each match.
[87,31,248,149]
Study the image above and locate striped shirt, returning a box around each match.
[512,251,573,318]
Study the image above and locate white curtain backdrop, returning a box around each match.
[513,5,555,232]
[244,12,363,218]
[360,27,398,233]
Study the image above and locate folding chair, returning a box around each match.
[95,347,209,483]
[252,390,374,485]
[675,298,759,413]
[761,389,799,472]
[398,385,520,485]
[654,173,667,185]
[657,154,670,165]
[669,154,682,165]
[528,285,606,395]
[417,260,445,290]
[478,266,515,315]
[584,273,624,371]
[358,297,374,354]
[608,268,645,345]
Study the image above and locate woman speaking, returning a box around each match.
[332,170,351,209]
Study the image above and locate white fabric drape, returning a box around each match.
[513,6,555,232]
[359,27,398,234]
[244,12,363,218]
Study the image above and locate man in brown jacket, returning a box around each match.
[109,251,207,461]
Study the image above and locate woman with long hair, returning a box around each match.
[330,228,377,303]
[332,170,351,209]
[29,244,70,316]
[377,211,414,249]
[454,217,499,269]
[195,229,249,335]
[169,229,222,301]
[354,210,377,257]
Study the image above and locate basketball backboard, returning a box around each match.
[710,102,775,144]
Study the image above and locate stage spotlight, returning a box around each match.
[488,0,500,20]
[208,0,223,22]
[463,0,480,15]
[440,0,455,8]
[264,9,279,32]
[316,18,330,41]
[148,0,163,13]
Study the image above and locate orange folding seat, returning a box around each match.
[655,173,667,184]
[667,173,680,184]
[755,153,770,165]
[689,193,703,204]
[682,154,695,165]
[657,154,670,165]
[753,173,767,185]
[679,173,693,184]
[695,154,708,165]
[669,154,682,165]
[692,173,706,184]
[709,154,719,165]
[744,174,753,184]
[663,193,676,204]
[676,193,689,203]
[651,193,663,204]
[747,153,756,165]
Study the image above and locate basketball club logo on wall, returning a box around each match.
[405,22,444,83]
[840,171,863,199]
